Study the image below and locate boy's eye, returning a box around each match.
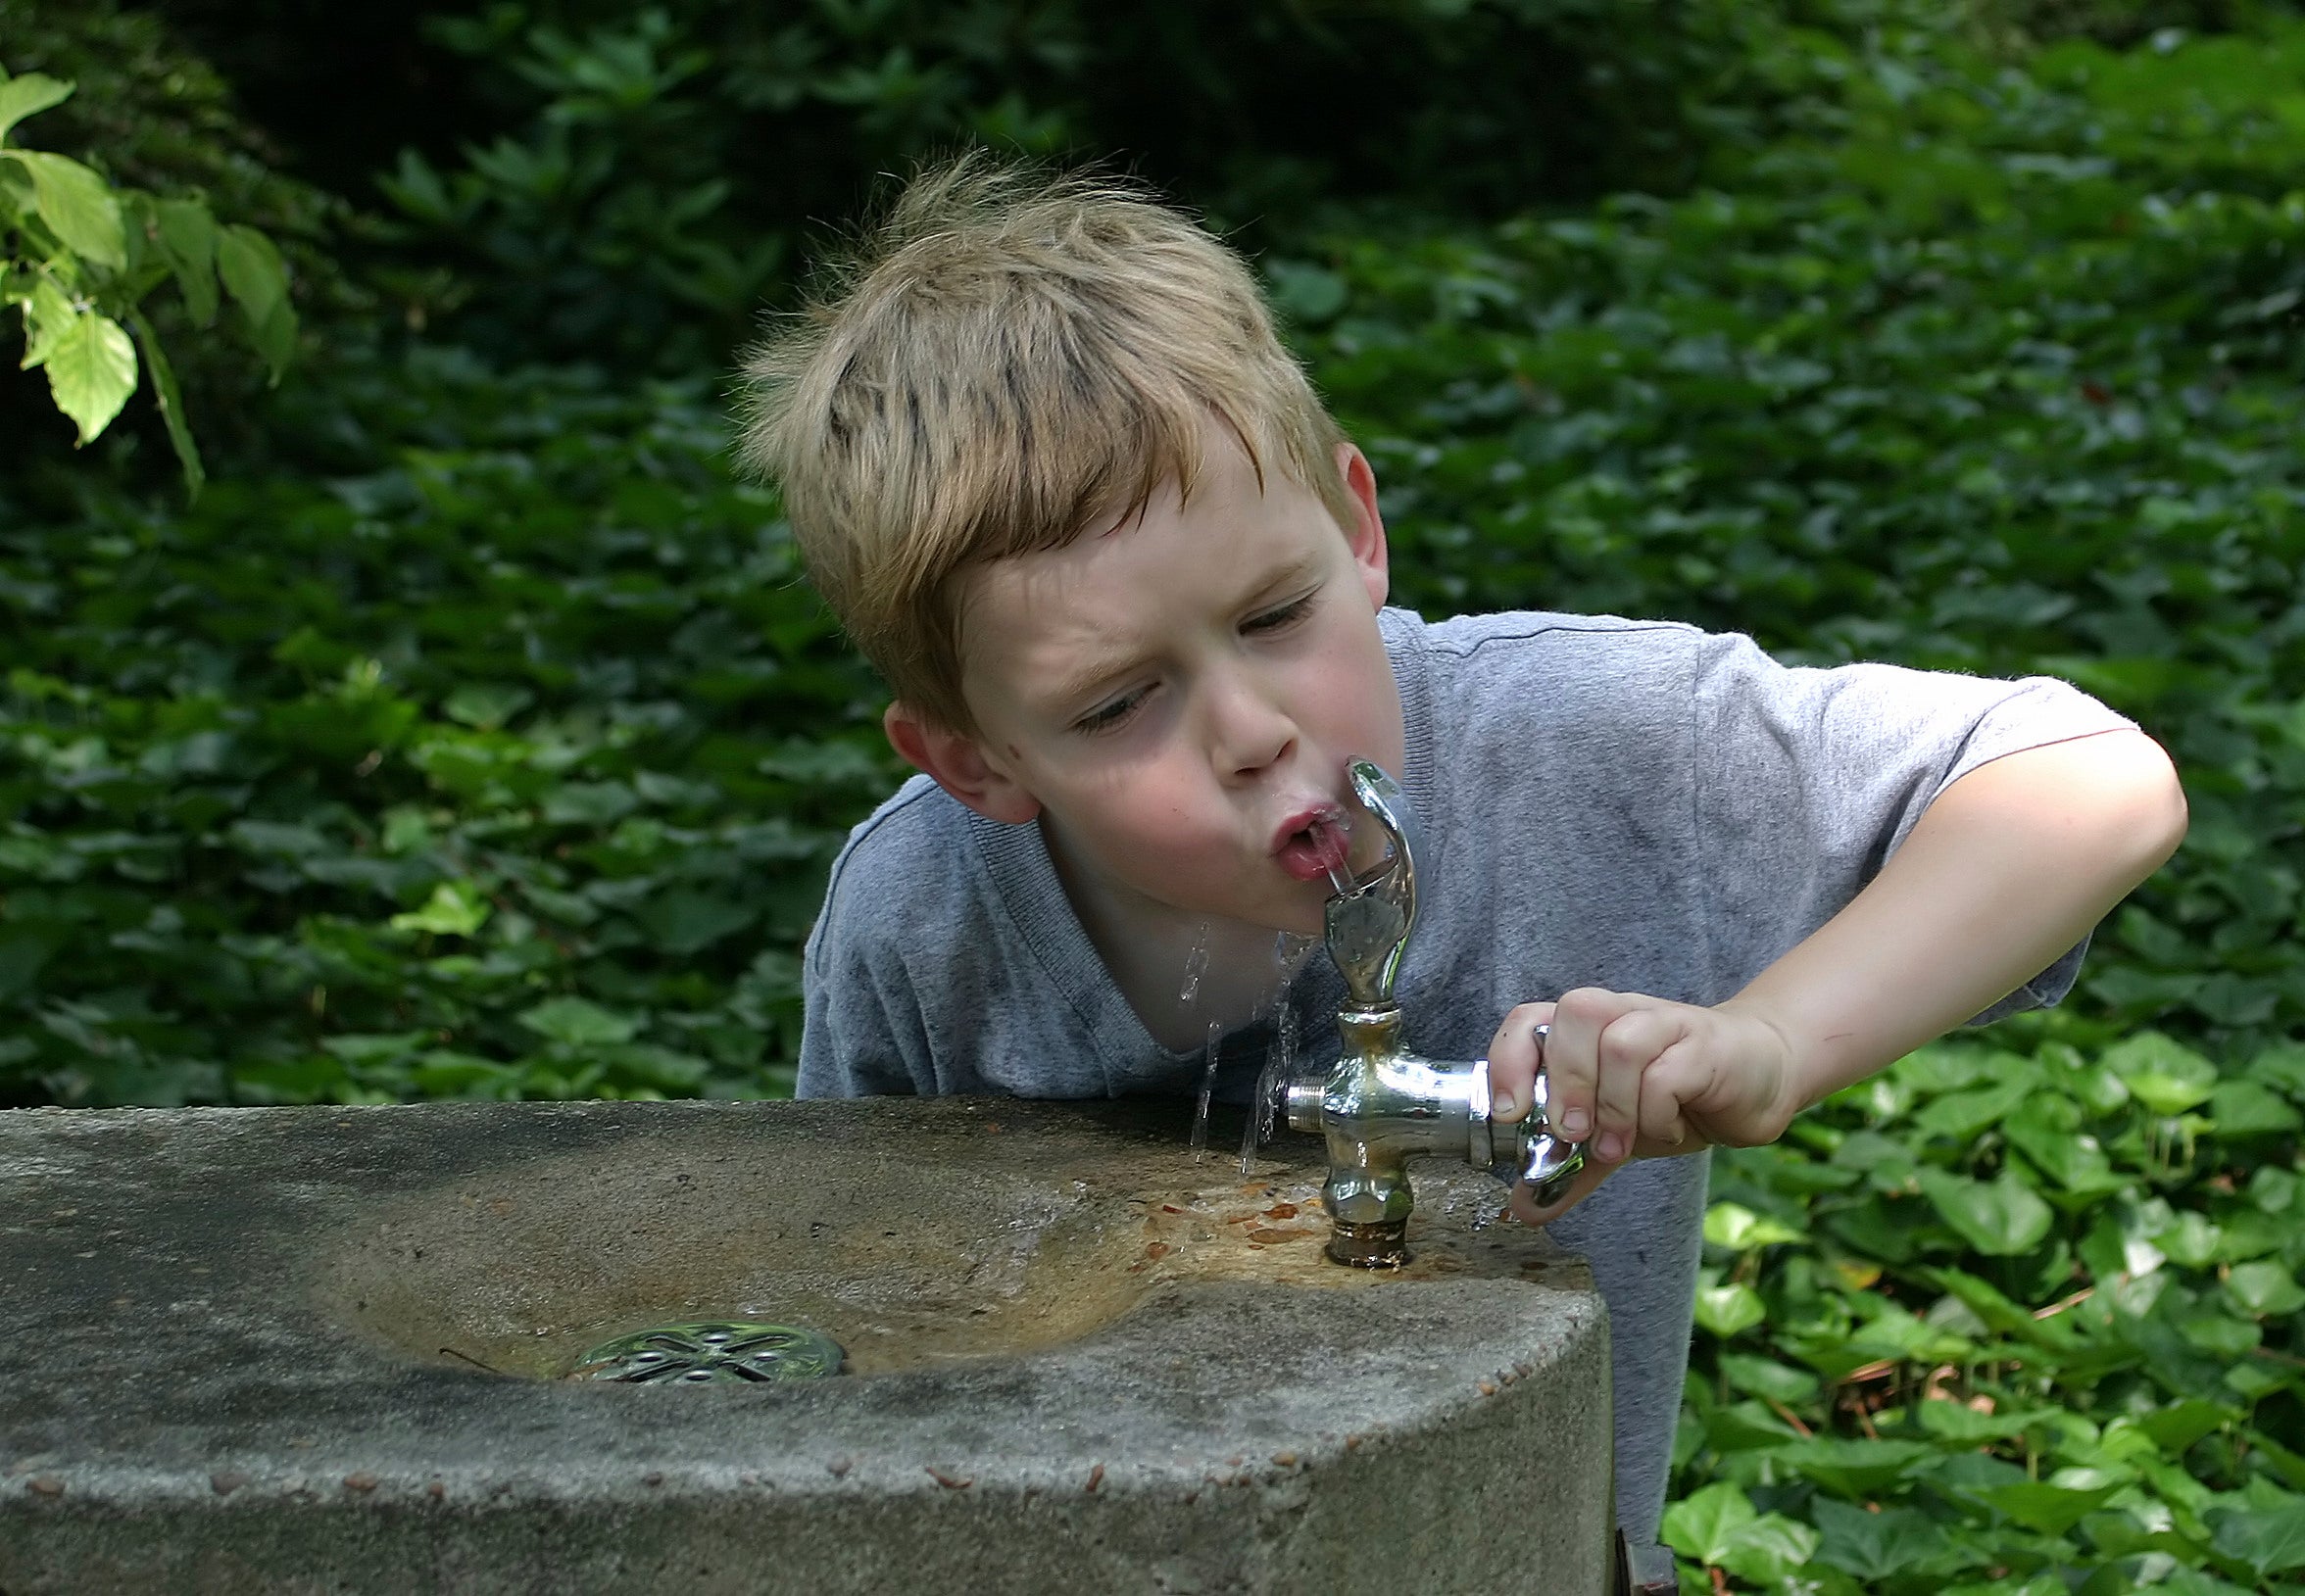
[1074,688,1148,735]
[1247,593,1317,632]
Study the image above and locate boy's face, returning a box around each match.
[889,422,1404,938]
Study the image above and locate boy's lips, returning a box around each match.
[1272,804,1350,883]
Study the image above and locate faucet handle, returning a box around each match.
[1483,1028,1588,1209]
[1324,757,1422,1008]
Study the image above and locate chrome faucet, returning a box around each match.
[1276,758,1589,1268]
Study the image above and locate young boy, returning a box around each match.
[737,158,2187,1558]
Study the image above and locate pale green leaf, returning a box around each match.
[7,150,124,267]
[0,72,73,146]
[388,880,491,938]
[2101,1031,2218,1115]
[1693,1279,1767,1336]
[43,309,135,443]
[1704,1201,1806,1250]
[1662,1481,1757,1567]
[18,275,73,368]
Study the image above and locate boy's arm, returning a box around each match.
[1491,727,2186,1220]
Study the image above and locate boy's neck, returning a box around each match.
[1041,819,1312,1055]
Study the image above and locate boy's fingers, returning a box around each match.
[1485,1001,1556,1121]
[1592,1006,1688,1163]
[1637,1042,1708,1150]
[1543,987,1636,1144]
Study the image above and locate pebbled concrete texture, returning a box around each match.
[1,1096,1613,1595]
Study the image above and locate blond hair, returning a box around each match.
[737,153,1355,738]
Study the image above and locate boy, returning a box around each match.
[737,157,2187,1557]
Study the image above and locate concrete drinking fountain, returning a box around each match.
[2,763,1622,1594]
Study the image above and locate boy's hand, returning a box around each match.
[1485,990,1801,1225]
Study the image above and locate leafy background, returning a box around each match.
[5,0,2305,1588]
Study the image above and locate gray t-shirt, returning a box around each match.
[798,606,2133,1542]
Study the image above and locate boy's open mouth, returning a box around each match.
[1274,809,1352,884]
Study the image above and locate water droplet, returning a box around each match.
[1178,921,1211,1005]
[1190,1018,1223,1158]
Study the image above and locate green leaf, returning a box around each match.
[217,222,295,378]
[1778,1437,1936,1498]
[0,72,73,146]
[442,682,535,731]
[17,275,74,368]
[2208,1079,2302,1137]
[1914,1398,2056,1443]
[630,890,756,956]
[249,296,296,383]
[388,880,492,938]
[1812,1499,1952,1581]
[216,222,286,328]
[2154,1209,2223,1269]
[1704,1201,1805,1250]
[2004,1095,2124,1194]
[2100,1032,2218,1116]
[125,309,203,498]
[1663,1480,1758,1567]
[517,996,638,1048]
[1693,1278,1767,1336]
[2212,1502,2305,1576]
[1662,1480,1818,1580]
[544,781,639,826]
[1981,1474,2124,1534]
[6,150,124,267]
[1913,1074,2034,1140]
[152,198,219,326]
[43,310,136,444]
[1917,1168,2053,1256]
[2226,1260,2305,1317]
[1718,1352,1818,1404]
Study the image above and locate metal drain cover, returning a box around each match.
[568,1322,844,1383]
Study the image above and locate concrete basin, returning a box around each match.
[1,1096,1614,1594]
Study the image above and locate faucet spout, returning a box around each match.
[1277,756,1589,1267]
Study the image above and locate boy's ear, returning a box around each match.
[883,701,1042,824]
[1336,441,1391,610]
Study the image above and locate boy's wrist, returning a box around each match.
[1711,994,1833,1144]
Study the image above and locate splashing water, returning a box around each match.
[1240,1000,1299,1177]
[1311,815,1357,898]
[1238,930,1316,1176]
[1189,1017,1224,1158]
[1178,921,1212,1005]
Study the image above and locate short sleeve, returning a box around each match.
[797,932,935,1098]
[1690,632,2136,1019]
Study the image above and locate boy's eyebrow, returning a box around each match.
[1042,551,1329,710]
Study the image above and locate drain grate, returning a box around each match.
[568,1322,844,1384]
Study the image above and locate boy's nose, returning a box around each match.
[1203,666,1298,780]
